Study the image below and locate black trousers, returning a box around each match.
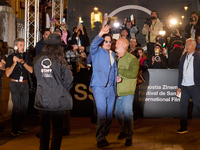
[179,86,200,130]
[39,110,65,150]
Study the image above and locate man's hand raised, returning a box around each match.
[99,25,110,37]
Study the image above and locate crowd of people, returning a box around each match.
[0,8,200,149]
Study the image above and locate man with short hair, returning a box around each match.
[35,28,51,56]
[129,38,138,54]
[115,37,139,146]
[90,25,117,148]
[176,38,200,134]
[120,27,130,41]
[142,10,163,56]
[5,38,33,136]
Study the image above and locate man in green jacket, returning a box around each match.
[115,37,139,146]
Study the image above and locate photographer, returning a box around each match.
[185,11,200,39]
[142,10,163,57]
[167,29,185,69]
[123,15,138,38]
[147,43,168,69]
[163,13,183,37]
[5,38,33,136]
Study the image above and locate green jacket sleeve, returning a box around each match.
[118,57,139,79]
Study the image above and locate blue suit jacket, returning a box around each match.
[178,51,200,88]
[89,35,117,91]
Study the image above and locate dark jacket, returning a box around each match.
[33,52,73,111]
[185,19,200,39]
[168,47,183,69]
[68,32,89,47]
[35,40,44,56]
[178,51,200,88]
[148,54,168,69]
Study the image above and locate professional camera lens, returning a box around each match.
[190,17,196,22]
[155,56,160,62]
[145,18,152,26]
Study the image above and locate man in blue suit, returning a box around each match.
[90,25,117,147]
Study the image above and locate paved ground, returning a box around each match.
[0,116,200,150]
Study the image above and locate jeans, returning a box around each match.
[180,85,200,130]
[115,94,134,139]
[91,86,116,142]
[39,110,65,150]
[10,81,29,130]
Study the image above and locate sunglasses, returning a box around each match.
[104,40,112,44]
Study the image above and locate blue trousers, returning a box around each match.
[115,94,134,139]
[180,85,200,130]
[91,86,116,142]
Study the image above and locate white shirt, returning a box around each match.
[109,50,114,66]
[181,52,195,86]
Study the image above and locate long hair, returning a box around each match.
[42,45,68,67]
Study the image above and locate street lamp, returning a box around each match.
[184,6,188,11]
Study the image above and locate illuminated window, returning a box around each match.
[91,7,102,29]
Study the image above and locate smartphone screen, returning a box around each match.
[51,17,55,22]
[130,14,134,21]
[155,48,159,56]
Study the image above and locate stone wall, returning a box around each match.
[0,6,15,47]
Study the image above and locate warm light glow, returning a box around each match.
[181,16,185,19]
[170,19,177,25]
[159,31,166,36]
[79,17,83,23]
[180,22,182,25]
[91,10,102,29]
[113,22,120,28]
[94,7,98,11]
[184,6,188,11]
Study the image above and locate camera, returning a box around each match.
[145,18,152,26]
[190,17,197,22]
[13,46,25,70]
[126,14,134,22]
[155,48,160,61]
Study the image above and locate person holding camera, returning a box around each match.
[142,10,163,57]
[147,43,168,69]
[5,38,33,136]
[185,11,200,39]
[123,15,138,39]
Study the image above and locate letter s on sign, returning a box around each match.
[74,84,87,100]
[88,87,94,100]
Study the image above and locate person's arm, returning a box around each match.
[5,56,18,77]
[142,24,148,35]
[20,59,33,73]
[0,59,6,71]
[185,23,192,35]
[118,57,139,79]
[90,25,110,54]
[62,65,74,90]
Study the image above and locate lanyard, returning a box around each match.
[184,55,193,77]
